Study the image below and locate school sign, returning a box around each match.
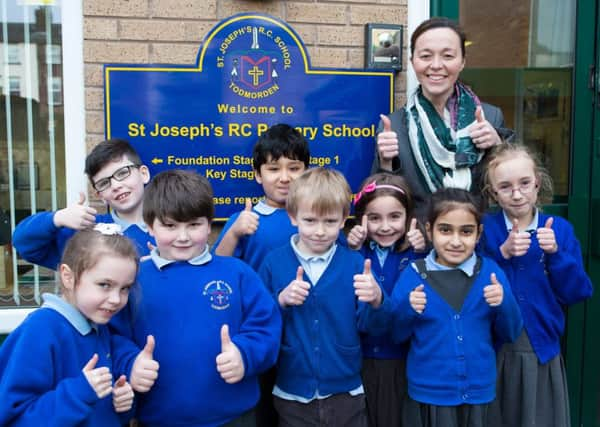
[104,13,394,219]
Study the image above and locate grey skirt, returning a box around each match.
[402,398,489,427]
[362,358,408,427]
[487,330,570,427]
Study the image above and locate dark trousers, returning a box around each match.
[274,393,368,427]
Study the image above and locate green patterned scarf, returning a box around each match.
[406,81,483,192]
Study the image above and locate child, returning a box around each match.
[258,167,384,427]
[111,169,282,427]
[12,138,154,270]
[480,143,593,427]
[0,225,158,426]
[375,187,522,427]
[347,172,427,427]
[213,123,310,271]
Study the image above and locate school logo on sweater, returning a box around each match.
[203,280,233,310]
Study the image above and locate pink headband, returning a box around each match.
[354,181,405,205]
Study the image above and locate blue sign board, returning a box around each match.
[105,13,394,220]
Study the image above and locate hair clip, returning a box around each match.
[93,223,123,235]
[354,181,405,205]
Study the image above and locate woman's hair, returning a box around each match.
[481,143,554,205]
[354,172,414,226]
[410,17,467,58]
[427,187,484,227]
[60,228,139,289]
[287,167,351,218]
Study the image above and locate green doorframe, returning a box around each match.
[430,0,599,425]
[576,1,600,425]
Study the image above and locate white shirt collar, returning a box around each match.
[150,245,212,269]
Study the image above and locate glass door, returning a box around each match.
[431,0,598,424]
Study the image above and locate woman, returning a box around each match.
[373,17,513,217]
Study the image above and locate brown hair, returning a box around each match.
[143,169,214,225]
[410,17,467,59]
[481,143,554,206]
[60,228,139,289]
[287,167,351,218]
[354,172,414,227]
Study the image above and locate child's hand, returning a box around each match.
[130,335,159,393]
[353,259,382,308]
[216,324,245,384]
[82,353,113,399]
[112,375,134,413]
[536,217,558,254]
[484,273,504,306]
[347,216,368,250]
[53,191,97,230]
[278,266,311,307]
[231,199,259,237]
[377,114,399,169]
[409,285,427,314]
[500,219,531,259]
[469,106,502,149]
[406,218,426,252]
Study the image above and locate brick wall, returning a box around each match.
[83,0,408,237]
[83,0,408,146]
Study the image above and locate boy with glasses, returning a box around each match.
[13,138,154,270]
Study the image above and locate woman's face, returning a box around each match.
[411,27,465,105]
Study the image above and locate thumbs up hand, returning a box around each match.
[469,106,502,149]
[409,285,427,314]
[278,266,311,308]
[536,217,558,254]
[216,324,245,384]
[130,335,159,393]
[376,114,399,170]
[353,259,383,307]
[499,218,531,259]
[347,215,368,250]
[231,198,259,237]
[484,273,504,306]
[53,191,97,230]
[82,353,113,399]
[406,218,426,252]
[112,375,135,413]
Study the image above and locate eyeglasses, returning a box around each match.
[494,180,536,197]
[92,165,140,192]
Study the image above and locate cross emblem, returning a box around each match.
[248,66,264,86]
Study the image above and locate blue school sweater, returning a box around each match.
[480,211,593,364]
[359,244,424,359]
[12,211,153,270]
[112,253,282,427]
[386,257,522,406]
[259,243,373,399]
[212,201,296,271]
[0,296,139,426]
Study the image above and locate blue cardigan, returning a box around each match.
[111,255,282,427]
[212,203,296,271]
[376,257,522,406]
[259,243,374,399]
[479,211,593,363]
[12,211,153,270]
[0,307,138,426]
[359,244,424,359]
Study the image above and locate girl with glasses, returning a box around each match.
[480,143,593,427]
